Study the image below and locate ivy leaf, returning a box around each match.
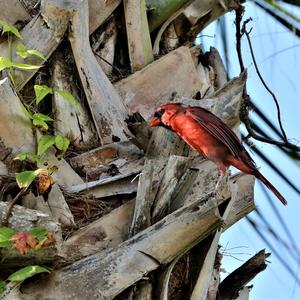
[0,227,16,247]
[14,152,39,162]
[8,265,50,282]
[0,20,21,39]
[16,169,44,189]
[0,57,13,71]
[37,135,56,156]
[33,113,53,122]
[34,85,53,105]
[55,90,78,111]
[16,43,46,61]
[14,152,27,161]
[32,113,53,130]
[16,43,28,58]
[12,62,41,70]
[32,118,48,130]
[28,227,48,242]
[16,170,37,189]
[27,49,46,60]
[55,135,70,155]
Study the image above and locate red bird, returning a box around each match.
[149,103,287,205]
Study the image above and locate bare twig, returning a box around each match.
[234,9,300,152]
[241,98,300,151]
[2,188,27,226]
[242,21,288,141]
[235,7,245,73]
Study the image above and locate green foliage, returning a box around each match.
[16,43,46,60]
[0,226,51,294]
[32,113,54,130]
[0,20,74,199]
[34,85,53,105]
[34,84,78,111]
[0,265,50,295]
[0,227,16,247]
[7,265,50,282]
[14,152,39,163]
[27,49,46,60]
[0,20,21,38]
[12,61,41,70]
[0,226,51,293]
[27,227,48,243]
[55,90,78,111]
[0,57,13,71]
[55,135,70,155]
[37,135,56,156]
[21,104,54,130]
[0,57,40,72]
[37,135,70,157]
[15,169,45,189]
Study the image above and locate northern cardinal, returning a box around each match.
[149,103,287,205]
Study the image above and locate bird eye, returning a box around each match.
[154,109,165,118]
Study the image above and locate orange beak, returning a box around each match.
[149,117,161,127]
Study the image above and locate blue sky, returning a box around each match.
[200,2,300,299]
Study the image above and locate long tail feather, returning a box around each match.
[255,171,287,205]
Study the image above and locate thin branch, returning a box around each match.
[2,188,27,226]
[242,21,287,141]
[249,118,300,160]
[241,97,300,151]
[234,9,300,152]
[251,102,284,140]
[235,7,245,73]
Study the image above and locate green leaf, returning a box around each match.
[8,265,50,282]
[0,227,16,247]
[21,104,33,119]
[14,152,39,162]
[16,170,37,189]
[34,85,53,105]
[33,118,48,130]
[28,227,47,242]
[0,20,21,38]
[14,153,28,161]
[0,57,13,71]
[16,43,28,58]
[55,135,70,154]
[33,113,53,122]
[16,169,45,189]
[12,62,41,70]
[27,49,46,60]
[16,44,46,61]
[32,113,53,130]
[37,135,56,156]
[55,90,78,111]
[0,280,6,294]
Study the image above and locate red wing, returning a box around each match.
[187,106,255,165]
